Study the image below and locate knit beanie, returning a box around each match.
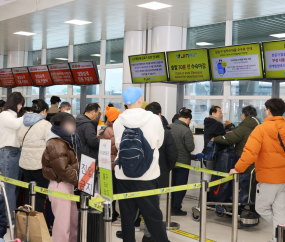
[105,106,121,122]
[142,101,149,110]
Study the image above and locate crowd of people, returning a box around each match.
[0,88,284,242]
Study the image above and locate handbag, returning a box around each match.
[15,205,51,242]
[21,125,34,147]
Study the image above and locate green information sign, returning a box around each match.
[167,49,211,82]
[129,52,168,83]
[208,43,263,81]
[100,168,113,201]
[263,40,285,79]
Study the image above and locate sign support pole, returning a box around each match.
[6,87,12,98]
[80,85,87,114]
[176,83,184,113]
[39,86,45,100]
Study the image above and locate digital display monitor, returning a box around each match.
[129,52,168,83]
[48,63,75,85]
[208,43,264,81]
[28,66,53,86]
[69,61,100,85]
[0,69,16,87]
[167,49,211,82]
[12,67,33,86]
[263,40,285,79]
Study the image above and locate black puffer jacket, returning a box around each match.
[158,125,178,188]
[204,117,226,147]
[76,114,100,160]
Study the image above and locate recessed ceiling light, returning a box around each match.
[64,19,92,25]
[196,42,214,46]
[90,54,101,57]
[137,1,172,10]
[13,31,36,36]
[110,60,116,63]
[270,33,285,38]
[55,58,68,61]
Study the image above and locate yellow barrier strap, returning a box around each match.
[208,175,233,188]
[90,196,105,203]
[0,175,29,189]
[176,163,229,178]
[88,199,103,212]
[34,186,80,202]
[113,182,201,201]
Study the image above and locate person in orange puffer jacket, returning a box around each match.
[230,98,285,242]
[99,106,121,224]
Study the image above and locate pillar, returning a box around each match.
[150,26,184,123]
[39,49,47,100]
[0,55,4,68]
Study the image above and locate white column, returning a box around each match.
[0,55,3,68]
[7,51,25,68]
[123,31,144,91]
[68,45,74,62]
[150,26,183,122]
[41,49,47,65]
[223,20,233,121]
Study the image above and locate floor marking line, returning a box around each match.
[169,229,216,242]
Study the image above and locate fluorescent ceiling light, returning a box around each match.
[90,54,100,57]
[137,1,172,10]
[55,58,68,61]
[196,42,214,46]
[110,60,116,63]
[64,19,92,25]
[13,31,36,36]
[270,33,285,38]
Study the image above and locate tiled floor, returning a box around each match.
[6,195,273,242]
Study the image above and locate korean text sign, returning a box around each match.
[78,154,96,196]
[98,139,113,201]
[263,40,285,79]
[70,61,100,85]
[48,63,75,85]
[129,52,168,83]
[0,69,16,87]
[28,66,53,86]
[12,67,32,86]
[209,43,263,81]
[167,49,211,82]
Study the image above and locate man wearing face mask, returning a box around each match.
[60,102,71,114]
[168,107,195,216]
[76,103,101,161]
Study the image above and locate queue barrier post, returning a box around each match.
[29,181,36,211]
[231,174,239,242]
[199,180,207,242]
[80,193,90,242]
[0,182,14,240]
[277,224,285,242]
[103,200,112,242]
[165,170,180,230]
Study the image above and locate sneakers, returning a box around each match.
[112,220,121,226]
[116,231,123,239]
[142,235,156,242]
[171,210,187,216]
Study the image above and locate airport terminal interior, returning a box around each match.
[2,0,285,241]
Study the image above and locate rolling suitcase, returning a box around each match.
[14,208,30,242]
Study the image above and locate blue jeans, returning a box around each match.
[0,147,22,224]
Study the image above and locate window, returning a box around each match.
[46,86,68,95]
[106,38,124,65]
[231,81,272,96]
[45,98,66,107]
[184,99,223,123]
[47,46,68,64]
[27,87,39,95]
[73,85,99,96]
[104,98,122,116]
[105,68,123,95]
[74,42,101,65]
[71,98,80,115]
[28,51,42,66]
[86,98,99,104]
[230,100,266,125]
[185,81,224,96]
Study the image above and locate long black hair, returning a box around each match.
[2,92,25,113]
[32,99,49,114]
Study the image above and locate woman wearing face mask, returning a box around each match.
[18,99,52,213]
[42,112,80,242]
[0,92,25,225]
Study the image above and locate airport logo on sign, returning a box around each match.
[176,53,197,59]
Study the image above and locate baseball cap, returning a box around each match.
[123,86,144,105]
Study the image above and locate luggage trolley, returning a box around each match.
[191,155,259,229]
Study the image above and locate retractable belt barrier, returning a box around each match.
[0,162,232,212]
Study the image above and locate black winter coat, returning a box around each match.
[204,117,226,148]
[0,195,7,238]
[76,114,100,161]
[158,125,178,188]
